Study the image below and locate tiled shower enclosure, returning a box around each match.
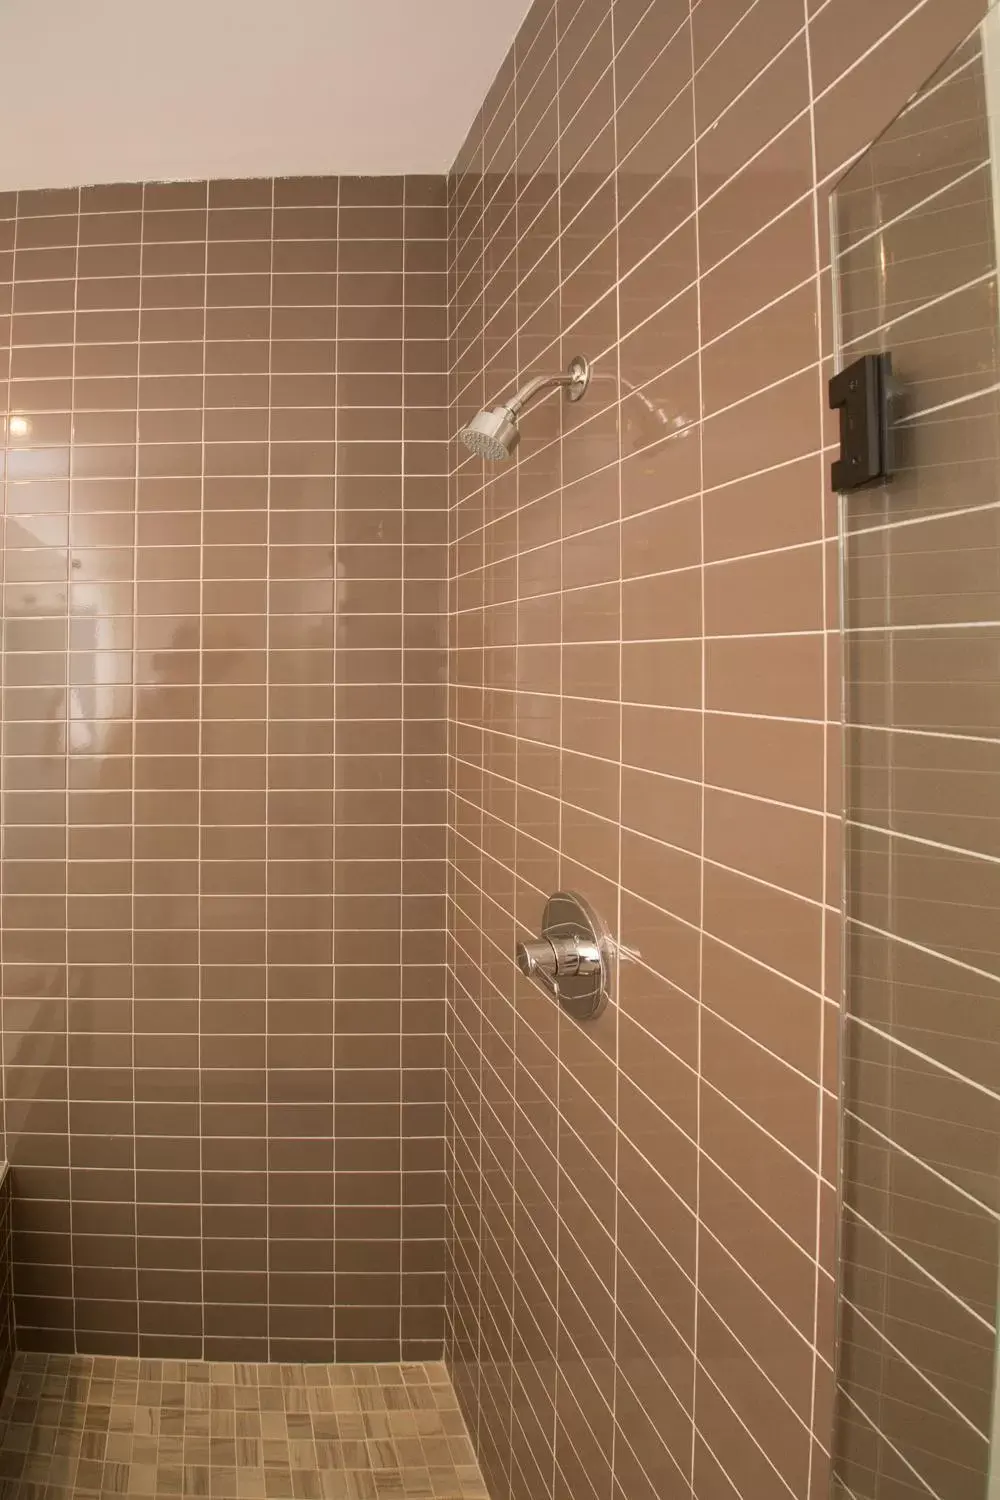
[0,1,998,1500]
[443,1,997,1499]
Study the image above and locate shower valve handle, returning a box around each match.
[514,891,611,1022]
[516,933,602,991]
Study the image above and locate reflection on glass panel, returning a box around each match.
[831,10,1000,1500]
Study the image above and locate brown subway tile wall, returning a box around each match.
[0,1170,11,1395]
[0,175,449,1362]
[444,3,991,1500]
[833,26,1000,1499]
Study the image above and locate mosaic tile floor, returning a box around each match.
[0,1354,488,1500]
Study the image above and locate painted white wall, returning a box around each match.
[0,0,531,190]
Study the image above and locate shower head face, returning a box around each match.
[458,405,520,462]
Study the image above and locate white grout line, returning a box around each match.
[127,182,144,1357]
[845,1105,1000,1220]
[841,269,995,349]
[697,1361,801,1499]
[450,64,818,361]
[845,1298,991,1442]
[846,717,1000,746]
[813,0,943,111]
[898,46,978,117]
[262,176,276,1362]
[192,184,210,1360]
[835,159,988,263]
[0,224,11,1276]
[66,185,81,1357]
[842,1202,994,1333]
[847,1013,1000,1102]
[894,378,1000,426]
[851,498,1000,540]
[419,2,1000,1488]
[834,1383,945,1500]
[849,817,1000,867]
[849,912,1000,989]
[686,10,707,1473]
[846,618,1000,633]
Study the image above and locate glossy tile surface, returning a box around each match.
[444,1,992,1499]
[833,24,1000,1500]
[0,1176,11,1399]
[0,175,448,1362]
[0,1353,485,1500]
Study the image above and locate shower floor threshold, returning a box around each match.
[0,1353,488,1500]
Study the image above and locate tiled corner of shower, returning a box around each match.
[0,1169,12,1398]
[0,1352,488,1499]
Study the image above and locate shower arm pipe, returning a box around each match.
[495,357,591,417]
[502,361,666,423]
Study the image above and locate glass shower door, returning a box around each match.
[832,13,1000,1499]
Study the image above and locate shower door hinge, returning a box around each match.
[828,352,894,493]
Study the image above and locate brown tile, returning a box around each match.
[813,1,986,176]
[699,114,814,276]
[704,856,824,991]
[707,632,826,718]
[0,168,448,1365]
[4,0,982,1486]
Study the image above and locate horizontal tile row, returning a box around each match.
[833,20,1000,1500]
[0,174,449,1360]
[443,2,993,1500]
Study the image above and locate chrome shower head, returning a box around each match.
[458,405,521,462]
[457,355,590,463]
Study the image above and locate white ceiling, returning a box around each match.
[0,0,531,191]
